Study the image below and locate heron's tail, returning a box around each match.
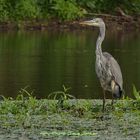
[113,84,123,99]
[111,80,123,99]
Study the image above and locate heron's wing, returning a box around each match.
[103,52,123,89]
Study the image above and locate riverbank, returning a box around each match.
[0,14,140,31]
[0,0,140,31]
[0,93,140,140]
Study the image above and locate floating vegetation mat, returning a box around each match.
[0,85,140,139]
[0,95,140,140]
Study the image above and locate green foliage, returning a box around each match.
[37,0,85,20]
[0,0,139,22]
[48,85,75,108]
[14,0,40,20]
[52,0,84,21]
[95,0,140,13]
[48,85,73,100]
[0,0,41,21]
[0,0,10,21]
[76,0,96,12]
[0,87,38,115]
[37,0,53,18]
[114,85,140,112]
[1,85,140,131]
[76,0,140,14]
[133,85,140,100]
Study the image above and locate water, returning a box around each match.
[0,29,139,98]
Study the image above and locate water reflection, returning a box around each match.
[0,30,139,98]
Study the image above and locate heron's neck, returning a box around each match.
[96,25,105,57]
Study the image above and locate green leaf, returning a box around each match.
[133,85,140,100]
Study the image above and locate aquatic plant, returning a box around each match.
[0,85,140,138]
[133,84,140,100]
[48,85,75,108]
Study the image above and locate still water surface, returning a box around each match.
[0,29,140,98]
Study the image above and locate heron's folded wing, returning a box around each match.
[103,52,123,89]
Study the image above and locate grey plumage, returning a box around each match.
[96,52,123,92]
[80,18,123,111]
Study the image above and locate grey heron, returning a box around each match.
[80,18,123,111]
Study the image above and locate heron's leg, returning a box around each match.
[102,90,106,112]
[111,96,114,106]
[111,94,114,109]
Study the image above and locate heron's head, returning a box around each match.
[80,18,105,27]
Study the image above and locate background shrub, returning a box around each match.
[0,0,9,21]
[0,0,140,22]
[14,0,40,20]
[52,0,85,21]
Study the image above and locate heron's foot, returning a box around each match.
[102,108,105,112]
[102,103,115,112]
[111,105,115,111]
[102,106,106,112]
[102,100,106,112]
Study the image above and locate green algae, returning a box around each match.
[0,87,140,139]
[40,131,97,136]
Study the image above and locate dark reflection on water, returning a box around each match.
[0,30,139,98]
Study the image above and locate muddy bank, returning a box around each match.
[0,15,140,31]
[0,99,140,140]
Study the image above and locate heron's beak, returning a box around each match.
[79,20,98,26]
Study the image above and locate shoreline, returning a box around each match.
[0,15,140,31]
